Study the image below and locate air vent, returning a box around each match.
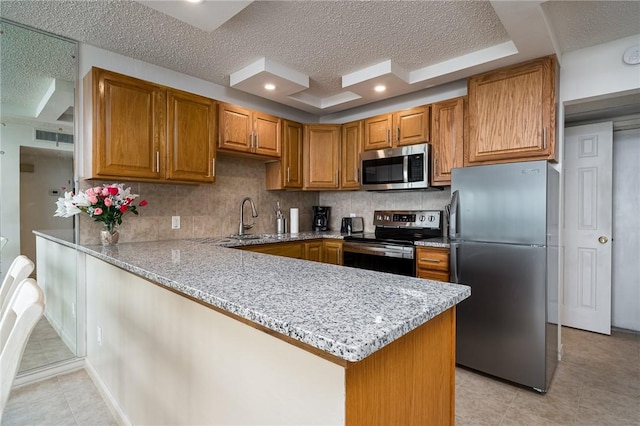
[35,129,74,144]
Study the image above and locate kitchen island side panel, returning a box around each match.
[85,256,345,426]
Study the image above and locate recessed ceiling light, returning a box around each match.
[185,0,203,4]
[264,83,276,91]
[374,85,386,92]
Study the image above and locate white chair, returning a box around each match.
[0,255,35,319]
[0,278,45,418]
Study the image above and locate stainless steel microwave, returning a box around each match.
[360,143,431,190]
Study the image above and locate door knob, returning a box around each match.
[598,236,608,244]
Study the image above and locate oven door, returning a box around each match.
[343,241,416,276]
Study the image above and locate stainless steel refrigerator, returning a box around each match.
[450,160,559,393]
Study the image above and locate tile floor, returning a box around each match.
[19,318,75,373]
[3,326,639,425]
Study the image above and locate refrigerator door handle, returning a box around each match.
[450,190,459,239]
[450,242,460,283]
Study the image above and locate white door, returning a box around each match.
[563,122,613,335]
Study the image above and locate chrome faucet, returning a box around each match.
[238,197,258,236]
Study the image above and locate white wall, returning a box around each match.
[557,35,640,333]
[0,122,73,281]
[612,129,640,331]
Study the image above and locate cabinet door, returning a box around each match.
[304,241,323,262]
[363,114,393,151]
[254,112,281,158]
[166,90,216,183]
[395,106,430,147]
[218,103,252,153]
[341,120,362,189]
[431,98,464,186]
[282,120,303,188]
[304,125,340,189]
[241,242,304,259]
[323,241,343,265]
[92,68,165,180]
[467,55,556,165]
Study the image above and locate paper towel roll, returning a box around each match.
[290,208,299,234]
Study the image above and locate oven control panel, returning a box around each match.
[373,210,442,229]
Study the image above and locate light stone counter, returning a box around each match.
[35,230,468,363]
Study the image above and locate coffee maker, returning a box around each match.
[312,206,331,231]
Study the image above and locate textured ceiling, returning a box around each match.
[0,0,639,121]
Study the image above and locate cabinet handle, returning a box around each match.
[287,166,291,182]
[434,157,437,174]
[396,126,400,142]
[255,133,259,149]
[420,258,441,263]
[156,151,160,173]
[336,170,339,186]
[250,132,254,150]
[543,128,547,150]
[386,128,390,143]
[212,158,216,177]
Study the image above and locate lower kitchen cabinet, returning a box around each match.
[241,242,304,259]
[304,241,323,262]
[323,241,343,265]
[416,247,450,282]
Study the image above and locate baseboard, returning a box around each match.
[85,359,131,426]
[13,358,85,387]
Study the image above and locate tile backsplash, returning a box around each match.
[319,188,452,233]
[79,155,319,244]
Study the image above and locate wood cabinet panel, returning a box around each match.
[166,90,216,183]
[304,241,323,263]
[90,68,165,180]
[467,55,557,165]
[266,120,304,190]
[431,97,465,186]
[363,114,393,151]
[254,112,281,157]
[395,106,430,147]
[218,103,281,158]
[323,241,343,265]
[218,103,253,153]
[341,120,363,189]
[346,308,455,425]
[241,242,304,259]
[416,247,450,282]
[304,124,341,189]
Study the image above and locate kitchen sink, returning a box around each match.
[228,234,262,240]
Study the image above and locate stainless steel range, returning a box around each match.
[342,210,443,276]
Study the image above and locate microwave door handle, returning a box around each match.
[450,190,459,238]
[403,155,409,183]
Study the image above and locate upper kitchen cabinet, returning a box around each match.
[431,97,465,186]
[84,67,216,184]
[340,120,363,189]
[303,124,341,190]
[467,55,557,165]
[166,90,217,183]
[218,102,281,158]
[363,106,430,151]
[265,119,303,190]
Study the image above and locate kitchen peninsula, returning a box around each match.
[35,231,469,425]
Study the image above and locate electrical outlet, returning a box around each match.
[71,302,76,319]
[171,216,180,229]
[97,326,103,346]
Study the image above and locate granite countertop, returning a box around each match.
[34,230,469,363]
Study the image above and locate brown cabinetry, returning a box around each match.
[241,242,304,259]
[266,120,303,190]
[218,102,281,158]
[304,241,323,262]
[363,106,429,151]
[85,67,216,184]
[431,97,465,186]
[323,241,343,265]
[304,124,341,190]
[341,120,363,189]
[416,247,450,282]
[467,55,557,165]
